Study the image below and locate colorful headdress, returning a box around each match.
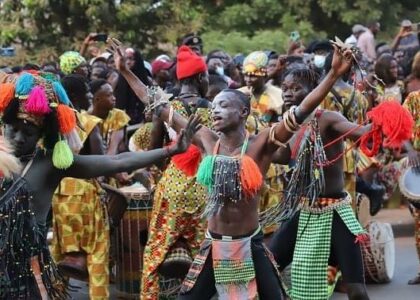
[60,51,86,75]
[243,51,268,76]
[0,72,78,169]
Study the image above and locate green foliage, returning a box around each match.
[0,0,419,64]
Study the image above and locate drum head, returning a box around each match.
[367,221,395,282]
[381,223,395,280]
[399,167,420,201]
[356,193,371,228]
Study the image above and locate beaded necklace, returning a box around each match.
[197,132,263,218]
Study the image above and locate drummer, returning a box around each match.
[402,90,420,285]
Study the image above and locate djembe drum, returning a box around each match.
[399,163,420,208]
[361,220,395,283]
[158,239,193,279]
[113,183,153,299]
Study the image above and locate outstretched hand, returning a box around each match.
[330,45,354,77]
[107,38,128,72]
[170,115,202,155]
[408,150,420,174]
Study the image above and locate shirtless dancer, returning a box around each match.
[0,70,199,299]
[269,67,371,300]
[108,39,354,299]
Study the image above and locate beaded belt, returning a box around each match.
[301,193,352,214]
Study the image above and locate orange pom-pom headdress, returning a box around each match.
[0,71,77,169]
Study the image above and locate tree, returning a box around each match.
[0,0,419,64]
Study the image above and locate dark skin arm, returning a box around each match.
[88,125,105,155]
[61,115,202,179]
[108,38,149,103]
[327,111,372,141]
[271,46,354,146]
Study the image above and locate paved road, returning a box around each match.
[70,237,419,299]
[332,237,419,300]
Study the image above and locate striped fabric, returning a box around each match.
[290,198,365,300]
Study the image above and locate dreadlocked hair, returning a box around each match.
[42,110,60,150]
[284,67,320,91]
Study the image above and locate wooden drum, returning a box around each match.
[112,183,153,299]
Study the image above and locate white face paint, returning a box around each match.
[313,55,326,68]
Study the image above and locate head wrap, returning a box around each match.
[243,51,268,76]
[0,72,78,169]
[60,51,86,75]
[176,45,207,80]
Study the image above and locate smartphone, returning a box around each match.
[92,33,108,42]
[290,31,300,42]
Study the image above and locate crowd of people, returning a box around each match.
[0,18,419,300]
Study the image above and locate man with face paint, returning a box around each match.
[268,66,373,300]
[109,39,356,299]
[0,70,199,299]
[238,51,285,236]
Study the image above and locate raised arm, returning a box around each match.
[272,46,354,144]
[108,38,149,103]
[62,115,201,179]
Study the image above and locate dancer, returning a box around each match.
[268,63,411,299]
[0,70,200,299]
[403,90,420,285]
[113,44,212,299]
[108,38,355,299]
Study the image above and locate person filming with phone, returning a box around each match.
[80,33,108,59]
[392,19,420,77]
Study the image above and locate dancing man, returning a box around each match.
[113,43,212,299]
[403,90,420,284]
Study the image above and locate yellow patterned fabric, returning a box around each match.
[321,84,368,200]
[130,122,153,151]
[77,111,102,144]
[240,83,283,131]
[141,99,211,299]
[377,80,405,103]
[100,108,130,144]
[403,91,420,151]
[51,113,110,300]
[238,84,285,234]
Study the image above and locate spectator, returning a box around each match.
[345,24,366,46]
[392,19,420,77]
[358,21,381,62]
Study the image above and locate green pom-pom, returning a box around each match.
[196,155,216,190]
[52,140,74,169]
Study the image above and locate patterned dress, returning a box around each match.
[403,91,420,267]
[141,100,212,299]
[51,109,130,300]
